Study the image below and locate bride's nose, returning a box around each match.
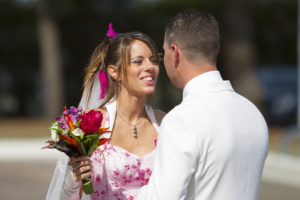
[144,60,156,71]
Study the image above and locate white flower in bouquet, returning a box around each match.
[50,122,60,140]
[72,128,84,139]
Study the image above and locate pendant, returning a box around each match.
[133,125,138,138]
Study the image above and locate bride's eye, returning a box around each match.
[132,59,142,64]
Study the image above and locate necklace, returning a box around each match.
[117,110,145,138]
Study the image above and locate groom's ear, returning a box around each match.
[171,44,179,68]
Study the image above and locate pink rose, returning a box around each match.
[79,110,103,134]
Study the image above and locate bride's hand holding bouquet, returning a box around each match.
[43,106,110,195]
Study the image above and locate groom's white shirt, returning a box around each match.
[136,71,269,200]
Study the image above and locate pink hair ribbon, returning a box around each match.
[106,23,118,38]
[99,70,108,99]
[98,23,117,99]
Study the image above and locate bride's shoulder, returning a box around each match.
[84,107,107,114]
[94,107,107,111]
[153,109,166,126]
[93,107,107,116]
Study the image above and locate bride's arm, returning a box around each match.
[46,154,81,200]
[59,157,82,200]
[57,156,92,200]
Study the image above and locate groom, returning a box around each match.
[136,9,269,200]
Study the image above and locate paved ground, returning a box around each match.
[0,161,56,200]
[0,118,299,200]
[0,160,299,200]
[259,181,300,200]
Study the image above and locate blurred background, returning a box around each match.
[0,0,299,199]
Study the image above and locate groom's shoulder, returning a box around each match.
[164,100,211,124]
[164,103,195,120]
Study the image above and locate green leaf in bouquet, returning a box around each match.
[78,141,87,155]
[63,129,70,135]
[76,119,82,129]
[56,122,68,133]
[82,135,94,147]
[70,134,87,156]
[51,127,61,133]
[50,124,66,136]
[87,144,98,156]
[82,134,100,156]
[91,133,100,146]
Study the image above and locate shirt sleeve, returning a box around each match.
[136,111,199,200]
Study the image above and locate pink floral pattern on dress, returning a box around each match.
[90,143,155,200]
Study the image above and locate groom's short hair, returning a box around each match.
[165,9,220,65]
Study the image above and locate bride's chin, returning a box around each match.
[143,88,155,95]
[129,87,155,98]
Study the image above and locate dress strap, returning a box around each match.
[105,98,117,132]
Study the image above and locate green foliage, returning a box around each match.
[80,133,100,156]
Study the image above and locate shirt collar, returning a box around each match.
[183,70,224,99]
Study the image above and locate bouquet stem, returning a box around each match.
[82,177,93,194]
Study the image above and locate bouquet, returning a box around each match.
[43,106,110,194]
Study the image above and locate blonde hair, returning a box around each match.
[82,31,159,108]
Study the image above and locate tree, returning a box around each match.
[36,0,63,119]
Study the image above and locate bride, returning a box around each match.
[46,26,165,200]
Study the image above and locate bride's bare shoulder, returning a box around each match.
[93,107,107,116]
[89,107,108,126]
[154,109,166,126]
[95,107,107,111]
[84,107,107,112]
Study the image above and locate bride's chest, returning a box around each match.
[91,144,155,187]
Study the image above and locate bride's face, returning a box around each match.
[120,40,159,97]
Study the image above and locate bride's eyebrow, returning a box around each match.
[131,56,144,60]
